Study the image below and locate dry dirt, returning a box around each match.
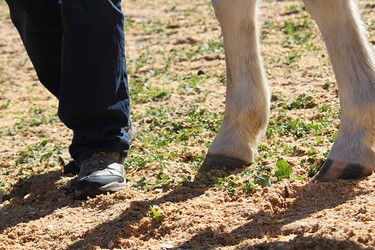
[1,0,375,249]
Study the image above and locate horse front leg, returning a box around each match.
[199,0,270,172]
[303,0,375,181]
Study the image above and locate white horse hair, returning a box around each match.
[199,0,375,182]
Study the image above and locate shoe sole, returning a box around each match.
[99,181,126,192]
[74,181,125,200]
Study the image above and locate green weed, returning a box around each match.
[9,106,59,135]
[286,94,316,110]
[150,206,163,223]
[274,158,293,181]
[199,40,224,55]
[17,139,65,167]
[215,176,240,195]
[282,17,314,47]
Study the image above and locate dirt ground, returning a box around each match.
[1,0,375,249]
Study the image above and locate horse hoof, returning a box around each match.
[311,159,372,182]
[198,154,250,173]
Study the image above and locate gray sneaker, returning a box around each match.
[75,152,126,199]
[64,122,136,175]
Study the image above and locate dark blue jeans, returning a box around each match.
[6,0,131,164]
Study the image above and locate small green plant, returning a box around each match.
[286,50,302,66]
[286,94,316,110]
[282,17,313,47]
[17,139,65,165]
[150,206,163,223]
[136,176,150,189]
[290,175,306,183]
[284,4,300,15]
[274,158,293,181]
[243,180,256,192]
[9,106,59,135]
[177,74,205,95]
[254,174,272,188]
[215,176,240,195]
[199,40,224,55]
[322,80,334,90]
[154,173,173,188]
[308,165,319,177]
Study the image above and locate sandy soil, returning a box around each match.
[1,0,375,249]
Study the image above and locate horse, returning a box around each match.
[199,0,375,182]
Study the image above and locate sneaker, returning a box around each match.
[74,152,126,199]
[63,122,136,175]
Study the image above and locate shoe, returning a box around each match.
[74,152,126,199]
[63,122,136,175]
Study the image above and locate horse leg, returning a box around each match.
[303,0,375,181]
[200,0,270,171]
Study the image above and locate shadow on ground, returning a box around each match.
[0,169,370,249]
[65,171,216,249]
[0,172,79,233]
[250,235,370,250]
[64,172,369,249]
[173,179,370,249]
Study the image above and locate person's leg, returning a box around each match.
[59,0,131,198]
[5,0,62,97]
[6,0,132,198]
[59,0,130,164]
